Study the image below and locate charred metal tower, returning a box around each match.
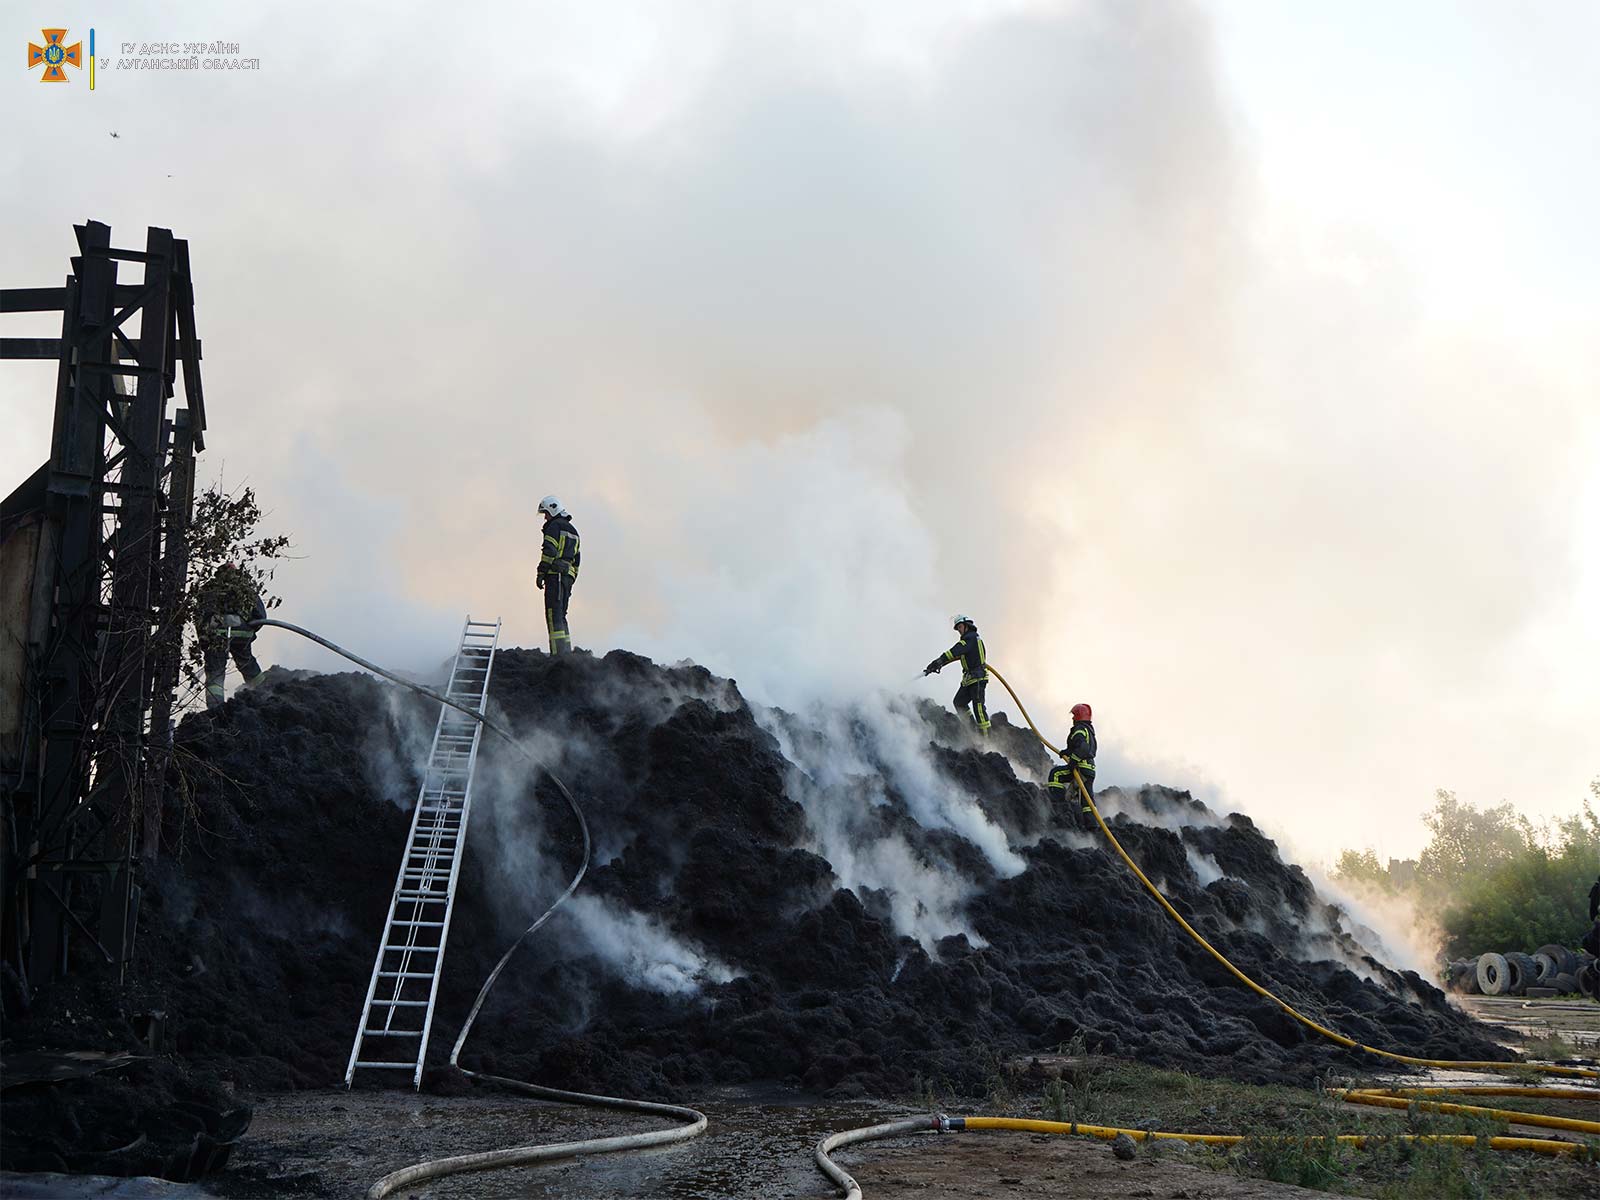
[1,221,208,994]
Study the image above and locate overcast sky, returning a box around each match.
[3,1,1596,862]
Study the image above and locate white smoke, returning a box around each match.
[755,693,1025,951]
[1100,787,1227,832]
[1184,846,1226,887]
[565,894,737,996]
[1302,865,1441,980]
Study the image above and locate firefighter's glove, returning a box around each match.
[1058,749,1073,761]
[536,577,545,591]
[923,663,939,676]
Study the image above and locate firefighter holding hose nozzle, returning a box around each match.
[924,614,990,736]
[1047,703,1097,830]
[193,560,266,711]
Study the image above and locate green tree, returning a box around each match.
[1331,848,1391,892]
[1333,785,1600,962]
[1437,801,1599,958]
[1416,789,1531,889]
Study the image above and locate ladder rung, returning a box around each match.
[348,622,495,1089]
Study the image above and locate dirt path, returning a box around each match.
[837,1134,1329,1199]
[213,1087,1334,1199]
[1456,994,1600,1050]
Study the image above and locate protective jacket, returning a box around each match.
[538,514,581,587]
[1062,719,1097,777]
[928,628,987,685]
[194,565,264,636]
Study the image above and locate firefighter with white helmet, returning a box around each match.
[923,614,990,735]
[536,495,580,654]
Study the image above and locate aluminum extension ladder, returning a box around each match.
[344,617,501,1088]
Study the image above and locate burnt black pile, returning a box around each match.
[6,648,1510,1123]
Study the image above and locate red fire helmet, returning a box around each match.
[1070,703,1092,721]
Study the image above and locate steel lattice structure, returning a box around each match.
[1,221,208,992]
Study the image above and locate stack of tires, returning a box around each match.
[1450,945,1599,998]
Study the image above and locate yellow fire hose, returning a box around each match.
[955,1115,1586,1154]
[1337,1086,1600,1135]
[984,664,1597,1085]
[813,667,1599,1197]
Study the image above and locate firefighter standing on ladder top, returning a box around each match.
[536,495,580,654]
[924,614,990,735]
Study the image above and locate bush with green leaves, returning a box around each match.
[1334,784,1600,961]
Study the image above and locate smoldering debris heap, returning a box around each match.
[6,650,1510,1118]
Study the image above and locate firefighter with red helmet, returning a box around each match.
[1047,702,1097,828]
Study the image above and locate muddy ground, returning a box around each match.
[2,646,1577,1192]
[210,1086,1338,1200]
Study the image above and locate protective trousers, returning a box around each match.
[203,630,262,711]
[953,680,990,735]
[1047,765,1096,830]
[544,575,573,654]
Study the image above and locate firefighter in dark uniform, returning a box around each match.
[1047,703,1097,829]
[536,495,580,654]
[924,614,990,735]
[193,561,265,711]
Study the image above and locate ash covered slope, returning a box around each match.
[27,647,1508,1099]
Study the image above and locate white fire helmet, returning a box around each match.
[951,613,974,629]
[538,495,562,518]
